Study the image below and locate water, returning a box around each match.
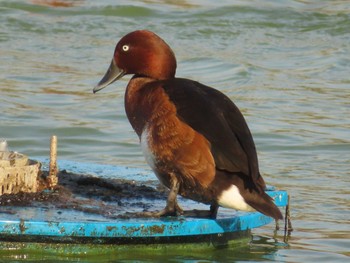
[0,0,349,261]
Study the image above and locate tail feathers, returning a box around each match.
[246,192,283,220]
[215,171,283,220]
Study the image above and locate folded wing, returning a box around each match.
[162,78,261,185]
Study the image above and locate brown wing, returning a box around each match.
[161,78,260,183]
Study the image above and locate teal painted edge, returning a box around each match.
[0,209,282,238]
[0,159,288,239]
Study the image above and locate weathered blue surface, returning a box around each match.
[36,157,152,182]
[0,160,288,244]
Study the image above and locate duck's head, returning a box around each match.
[93,30,177,93]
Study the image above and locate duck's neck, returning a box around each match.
[124,76,161,137]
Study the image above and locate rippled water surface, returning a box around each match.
[1,0,349,262]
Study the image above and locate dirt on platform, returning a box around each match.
[0,170,169,219]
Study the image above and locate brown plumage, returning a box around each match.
[94,30,283,220]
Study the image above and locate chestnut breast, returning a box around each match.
[125,76,216,190]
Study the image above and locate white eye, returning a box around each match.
[122,45,129,52]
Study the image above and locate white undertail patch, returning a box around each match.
[218,185,255,212]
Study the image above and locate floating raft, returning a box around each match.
[0,159,288,246]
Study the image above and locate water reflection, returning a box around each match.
[31,0,84,8]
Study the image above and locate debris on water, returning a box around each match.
[0,139,8,152]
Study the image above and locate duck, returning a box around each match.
[93,30,283,221]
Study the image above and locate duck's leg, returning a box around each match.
[209,203,219,219]
[157,175,183,216]
[141,173,183,217]
[183,203,219,219]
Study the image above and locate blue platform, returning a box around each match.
[0,159,288,245]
